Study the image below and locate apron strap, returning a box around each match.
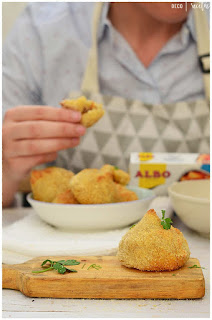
[193,4,210,101]
[81,3,210,100]
[81,2,103,93]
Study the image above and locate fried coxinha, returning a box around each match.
[30,167,77,203]
[117,209,190,271]
[60,96,105,128]
[30,165,138,204]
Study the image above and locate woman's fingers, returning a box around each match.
[5,138,81,158]
[15,153,58,171]
[2,106,86,159]
[4,105,82,123]
[29,152,58,166]
[2,105,85,205]
[7,121,86,140]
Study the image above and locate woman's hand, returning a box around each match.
[2,105,86,207]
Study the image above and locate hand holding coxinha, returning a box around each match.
[2,98,104,207]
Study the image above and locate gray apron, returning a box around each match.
[55,3,210,173]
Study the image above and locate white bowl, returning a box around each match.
[168,180,210,235]
[27,187,155,231]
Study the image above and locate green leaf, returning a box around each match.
[57,266,67,274]
[87,264,102,270]
[32,266,53,274]
[161,221,165,228]
[65,268,77,273]
[57,260,66,265]
[41,259,53,267]
[161,210,165,220]
[188,264,206,269]
[130,224,136,229]
[161,210,173,230]
[32,258,80,274]
[114,166,119,170]
[64,260,80,266]
[53,263,67,274]
[161,221,168,230]
[53,262,63,270]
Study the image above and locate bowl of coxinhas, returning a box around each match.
[27,187,155,231]
[168,180,210,237]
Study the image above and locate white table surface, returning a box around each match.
[2,208,210,318]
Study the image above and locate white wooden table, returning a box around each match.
[2,210,210,318]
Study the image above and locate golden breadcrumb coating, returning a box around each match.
[52,189,79,204]
[60,96,105,128]
[100,164,130,185]
[114,169,130,185]
[100,164,114,175]
[117,209,190,271]
[30,167,74,202]
[114,183,138,202]
[70,168,117,204]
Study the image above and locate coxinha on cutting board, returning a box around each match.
[33,209,191,274]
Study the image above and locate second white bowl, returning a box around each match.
[168,180,210,235]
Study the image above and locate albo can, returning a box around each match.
[129,152,210,196]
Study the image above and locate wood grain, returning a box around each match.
[2,256,205,299]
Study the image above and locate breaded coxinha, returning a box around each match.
[60,96,105,128]
[117,209,190,271]
[30,165,138,204]
[69,166,138,204]
[52,189,79,204]
[30,167,76,203]
[114,183,138,202]
[100,164,130,186]
[69,168,117,204]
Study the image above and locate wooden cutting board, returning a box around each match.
[2,256,205,299]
